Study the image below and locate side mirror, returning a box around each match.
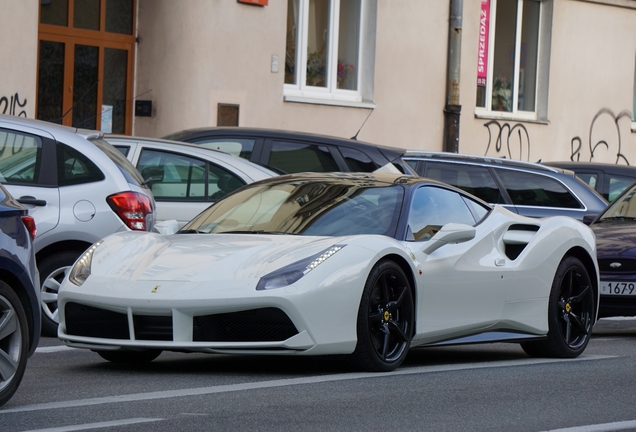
[153,219,179,235]
[421,223,476,255]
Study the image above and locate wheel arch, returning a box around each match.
[36,240,92,265]
[565,246,599,319]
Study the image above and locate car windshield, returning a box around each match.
[597,182,636,222]
[181,179,404,237]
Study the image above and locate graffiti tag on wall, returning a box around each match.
[0,93,27,117]
[483,120,531,161]
[570,108,632,165]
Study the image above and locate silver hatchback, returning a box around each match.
[0,115,156,335]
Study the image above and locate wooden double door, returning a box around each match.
[37,0,136,134]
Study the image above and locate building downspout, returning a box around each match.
[443,0,463,153]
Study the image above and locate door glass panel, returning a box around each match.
[104,48,128,133]
[196,138,255,160]
[73,45,99,130]
[37,40,65,124]
[425,162,504,204]
[269,141,339,173]
[0,130,42,185]
[496,169,582,209]
[209,164,245,201]
[40,0,69,26]
[137,150,207,201]
[106,0,134,34]
[73,0,100,31]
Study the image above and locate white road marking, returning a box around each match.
[542,420,636,432]
[1,354,614,414]
[35,346,76,354]
[20,417,164,432]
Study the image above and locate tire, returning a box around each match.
[38,251,82,337]
[0,281,29,407]
[521,256,595,358]
[353,260,414,372]
[96,350,162,364]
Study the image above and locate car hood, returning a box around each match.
[89,231,349,282]
[591,221,636,259]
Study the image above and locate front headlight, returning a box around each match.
[68,240,103,286]
[256,245,344,291]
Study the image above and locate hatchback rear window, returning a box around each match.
[90,138,145,186]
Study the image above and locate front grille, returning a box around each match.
[193,308,298,342]
[65,302,129,339]
[133,315,173,341]
[598,259,636,273]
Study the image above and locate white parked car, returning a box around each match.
[0,114,156,335]
[104,135,278,226]
[58,173,599,371]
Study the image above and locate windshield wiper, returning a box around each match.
[599,216,636,222]
[177,229,205,234]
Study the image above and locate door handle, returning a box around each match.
[18,196,47,206]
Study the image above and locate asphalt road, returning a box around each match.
[3,317,636,432]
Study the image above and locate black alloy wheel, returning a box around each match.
[521,256,595,358]
[353,260,414,372]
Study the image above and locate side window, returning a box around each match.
[607,175,634,202]
[340,147,379,172]
[209,163,246,200]
[496,169,582,209]
[475,0,550,118]
[574,173,598,191]
[113,145,130,156]
[57,144,105,186]
[138,149,206,201]
[194,138,255,160]
[268,141,339,174]
[425,162,504,204]
[407,186,477,241]
[0,129,41,185]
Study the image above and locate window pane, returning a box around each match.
[103,48,128,134]
[40,0,68,26]
[337,0,360,90]
[73,45,99,130]
[106,0,134,34]
[518,0,540,111]
[74,0,100,31]
[37,41,65,124]
[491,0,517,112]
[306,0,329,88]
[269,141,339,173]
[0,131,42,185]
[209,164,245,201]
[57,144,105,186]
[408,186,475,241]
[285,0,299,85]
[340,147,378,172]
[138,150,207,201]
[425,162,504,204]
[496,169,582,209]
[197,138,255,160]
[608,175,634,202]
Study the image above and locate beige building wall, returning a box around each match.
[134,0,636,164]
[0,0,39,118]
[459,0,636,164]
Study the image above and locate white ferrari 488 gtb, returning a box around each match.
[58,173,600,372]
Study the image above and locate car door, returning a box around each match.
[0,127,61,240]
[406,185,506,337]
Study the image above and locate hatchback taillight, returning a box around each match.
[106,192,153,231]
[21,215,36,240]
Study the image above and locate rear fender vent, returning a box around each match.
[503,224,539,260]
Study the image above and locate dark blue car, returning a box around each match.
[0,183,40,407]
[590,181,636,317]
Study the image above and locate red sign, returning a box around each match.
[238,0,268,5]
[477,0,490,87]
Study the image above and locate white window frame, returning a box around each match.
[284,0,376,108]
[632,52,636,131]
[475,0,552,122]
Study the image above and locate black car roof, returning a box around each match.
[163,126,406,156]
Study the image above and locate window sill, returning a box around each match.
[474,110,550,125]
[632,122,636,132]
[284,95,376,109]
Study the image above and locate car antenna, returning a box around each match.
[351,108,374,140]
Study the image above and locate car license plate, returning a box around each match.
[601,281,636,295]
